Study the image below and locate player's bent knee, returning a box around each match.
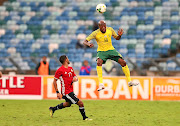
[122,61,126,67]
[97,61,103,66]
[97,58,103,66]
[67,103,71,107]
[118,58,126,67]
[67,104,71,107]
[77,100,84,107]
[64,102,71,107]
[97,62,102,66]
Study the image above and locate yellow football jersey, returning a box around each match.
[86,27,119,51]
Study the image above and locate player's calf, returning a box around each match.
[77,100,90,120]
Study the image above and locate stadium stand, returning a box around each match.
[0,0,179,75]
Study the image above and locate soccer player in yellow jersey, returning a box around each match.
[83,20,139,91]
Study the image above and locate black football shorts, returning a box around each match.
[62,92,79,104]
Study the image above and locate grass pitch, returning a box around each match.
[0,100,179,126]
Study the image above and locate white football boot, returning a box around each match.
[128,81,139,87]
[97,84,105,91]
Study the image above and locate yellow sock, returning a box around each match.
[122,65,131,82]
[96,66,103,84]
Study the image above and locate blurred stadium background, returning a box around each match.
[0,0,179,76]
[0,0,180,125]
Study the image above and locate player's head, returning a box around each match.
[98,20,106,33]
[59,55,70,64]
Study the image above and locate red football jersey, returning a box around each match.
[54,65,76,95]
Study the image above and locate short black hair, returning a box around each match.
[59,55,67,64]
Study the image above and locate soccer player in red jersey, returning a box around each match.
[49,55,92,121]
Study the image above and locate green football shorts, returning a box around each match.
[96,49,123,64]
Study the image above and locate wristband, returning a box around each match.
[56,91,59,93]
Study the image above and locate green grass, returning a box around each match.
[0,100,179,126]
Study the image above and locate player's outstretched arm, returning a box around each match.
[53,78,61,99]
[83,40,94,48]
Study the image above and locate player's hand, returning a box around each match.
[57,93,61,99]
[118,28,124,36]
[73,76,78,82]
[89,43,94,48]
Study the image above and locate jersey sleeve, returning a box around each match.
[54,69,62,80]
[86,30,97,41]
[110,27,118,39]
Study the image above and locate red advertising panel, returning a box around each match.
[0,76,42,99]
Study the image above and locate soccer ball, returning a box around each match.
[96,4,106,13]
